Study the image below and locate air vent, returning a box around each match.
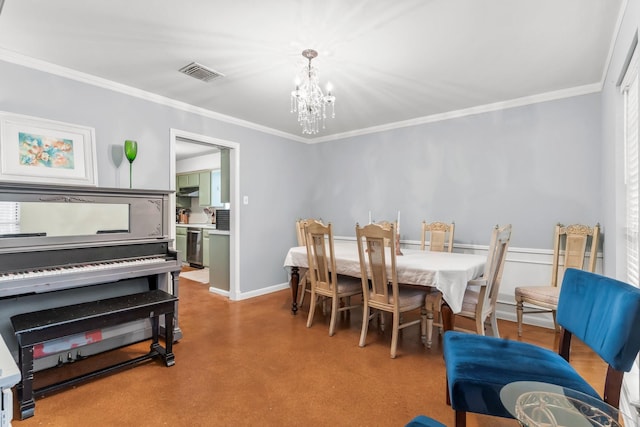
[178,62,224,82]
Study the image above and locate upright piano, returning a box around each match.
[0,182,182,372]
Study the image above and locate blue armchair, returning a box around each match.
[443,268,640,427]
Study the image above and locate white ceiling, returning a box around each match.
[0,1,625,141]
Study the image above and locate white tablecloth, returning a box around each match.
[283,240,486,313]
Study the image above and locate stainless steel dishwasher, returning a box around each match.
[186,227,204,268]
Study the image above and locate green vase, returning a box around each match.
[124,140,138,188]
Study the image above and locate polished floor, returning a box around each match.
[15,274,607,427]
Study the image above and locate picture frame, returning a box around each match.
[0,112,97,187]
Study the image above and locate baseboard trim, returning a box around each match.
[208,287,230,298]
[232,282,289,301]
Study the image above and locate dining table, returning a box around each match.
[283,240,486,333]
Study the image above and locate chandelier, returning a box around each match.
[290,49,336,134]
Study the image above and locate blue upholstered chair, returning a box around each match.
[443,268,640,427]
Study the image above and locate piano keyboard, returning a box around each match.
[0,257,168,282]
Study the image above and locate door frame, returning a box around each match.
[169,128,240,300]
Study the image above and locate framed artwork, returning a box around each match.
[0,112,97,186]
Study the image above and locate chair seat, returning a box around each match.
[515,285,559,306]
[366,286,427,308]
[443,331,600,419]
[335,276,363,294]
[394,287,428,308]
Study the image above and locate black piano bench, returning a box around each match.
[10,289,178,420]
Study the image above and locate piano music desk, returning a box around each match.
[10,289,178,420]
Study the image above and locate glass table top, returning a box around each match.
[500,381,635,427]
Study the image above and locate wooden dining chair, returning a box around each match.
[426,224,511,342]
[420,221,455,339]
[515,223,599,336]
[305,220,362,336]
[295,218,314,308]
[454,224,511,337]
[420,221,455,252]
[355,222,428,358]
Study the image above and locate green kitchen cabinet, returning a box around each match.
[187,173,200,186]
[175,227,187,264]
[199,170,225,208]
[177,173,200,190]
[209,233,230,291]
[203,232,210,268]
[198,171,211,207]
[177,174,189,190]
[220,149,230,203]
[211,170,222,207]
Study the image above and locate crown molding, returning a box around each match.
[0,48,307,143]
[309,83,602,144]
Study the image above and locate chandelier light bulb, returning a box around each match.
[290,49,336,135]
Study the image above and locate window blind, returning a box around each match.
[625,76,639,287]
[623,46,640,288]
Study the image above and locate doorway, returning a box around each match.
[169,129,239,300]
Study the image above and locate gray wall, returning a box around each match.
[308,94,602,250]
[0,57,604,292]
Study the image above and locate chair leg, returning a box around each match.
[445,374,450,405]
[306,291,317,328]
[390,312,400,359]
[328,296,339,336]
[516,298,523,337]
[455,410,466,427]
[426,310,434,348]
[323,296,330,316]
[421,306,429,347]
[552,310,560,332]
[359,306,370,348]
[475,316,484,336]
[433,292,444,335]
[490,312,500,338]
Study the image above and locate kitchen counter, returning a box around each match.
[176,223,229,235]
[176,223,217,230]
